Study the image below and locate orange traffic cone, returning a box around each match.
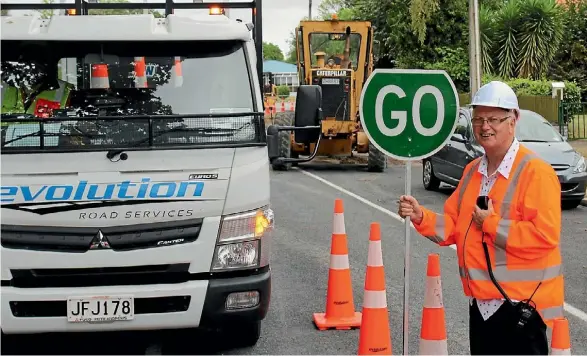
[90,64,109,89]
[133,57,148,88]
[551,318,571,355]
[313,199,362,330]
[358,222,392,355]
[418,253,448,355]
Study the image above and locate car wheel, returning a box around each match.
[561,199,582,210]
[423,159,441,191]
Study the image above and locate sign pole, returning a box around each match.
[402,160,411,356]
[359,68,459,356]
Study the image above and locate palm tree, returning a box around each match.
[489,0,564,79]
[479,5,496,75]
[516,0,564,78]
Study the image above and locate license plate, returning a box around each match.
[67,295,134,323]
[321,78,340,85]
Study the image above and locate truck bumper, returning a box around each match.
[1,268,271,334]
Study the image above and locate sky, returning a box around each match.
[4,0,324,58]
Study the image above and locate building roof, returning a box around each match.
[263,60,297,73]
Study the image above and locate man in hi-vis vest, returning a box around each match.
[398,81,563,355]
[1,61,73,118]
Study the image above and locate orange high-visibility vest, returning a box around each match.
[414,145,564,329]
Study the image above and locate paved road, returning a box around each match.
[4,160,586,354]
[289,159,587,354]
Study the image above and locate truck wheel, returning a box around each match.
[367,142,386,172]
[271,112,294,171]
[223,320,261,349]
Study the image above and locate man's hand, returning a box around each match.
[473,199,494,229]
[398,195,423,225]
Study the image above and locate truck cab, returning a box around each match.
[0,0,271,350]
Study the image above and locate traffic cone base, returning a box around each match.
[419,339,448,355]
[313,311,362,330]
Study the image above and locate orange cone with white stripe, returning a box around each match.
[313,199,362,330]
[551,318,571,355]
[90,64,109,89]
[357,222,392,355]
[134,57,148,88]
[418,253,448,355]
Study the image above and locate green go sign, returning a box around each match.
[359,69,459,161]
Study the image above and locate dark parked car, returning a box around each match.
[422,108,587,209]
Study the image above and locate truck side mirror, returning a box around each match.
[266,125,280,160]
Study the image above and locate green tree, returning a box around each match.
[547,0,587,100]
[263,42,284,61]
[352,0,469,73]
[485,0,564,79]
[409,0,440,45]
[318,0,356,19]
[284,32,299,64]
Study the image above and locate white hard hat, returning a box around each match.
[470,81,519,111]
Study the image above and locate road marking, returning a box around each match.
[297,168,587,324]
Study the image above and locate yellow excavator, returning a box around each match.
[266,15,387,172]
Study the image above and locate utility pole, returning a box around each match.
[309,0,312,20]
[468,0,482,99]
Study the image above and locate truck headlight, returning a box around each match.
[211,205,274,271]
[573,156,586,173]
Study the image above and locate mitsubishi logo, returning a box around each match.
[89,230,111,250]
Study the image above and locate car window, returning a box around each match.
[454,113,470,138]
[516,111,564,142]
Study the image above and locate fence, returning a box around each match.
[559,102,587,140]
[458,93,560,123]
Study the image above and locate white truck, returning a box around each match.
[1,0,274,349]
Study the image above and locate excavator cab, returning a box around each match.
[266,16,387,172]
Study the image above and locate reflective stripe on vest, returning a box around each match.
[53,82,68,104]
[540,305,564,320]
[457,159,481,215]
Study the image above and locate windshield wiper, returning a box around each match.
[105,123,253,160]
[1,113,36,120]
[2,126,100,147]
[518,139,550,143]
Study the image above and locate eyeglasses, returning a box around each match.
[471,116,511,127]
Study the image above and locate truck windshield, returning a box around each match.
[0,40,263,152]
[309,32,361,70]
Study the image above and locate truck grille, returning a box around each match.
[319,78,350,121]
[6,263,192,288]
[0,218,203,252]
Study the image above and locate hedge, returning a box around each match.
[480,75,583,122]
